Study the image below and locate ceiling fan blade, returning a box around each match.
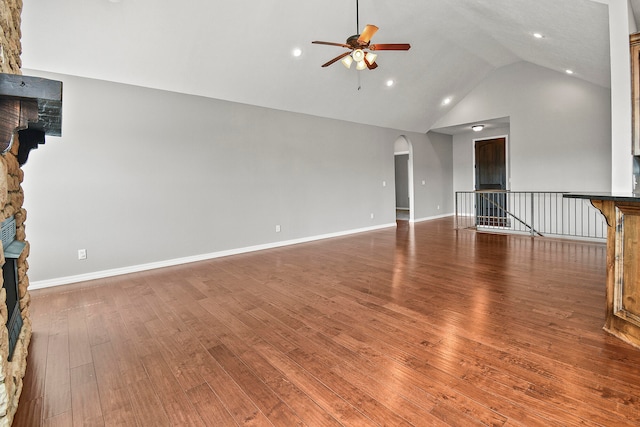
[312,41,352,49]
[369,43,411,51]
[321,51,351,67]
[357,24,379,44]
[364,57,378,70]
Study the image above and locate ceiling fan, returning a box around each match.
[312,0,411,70]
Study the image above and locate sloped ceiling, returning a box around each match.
[20,0,611,133]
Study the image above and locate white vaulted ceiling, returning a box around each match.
[20,0,611,133]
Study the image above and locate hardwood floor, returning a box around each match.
[13,217,640,426]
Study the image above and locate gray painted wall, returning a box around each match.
[395,154,409,209]
[21,71,453,284]
[411,131,454,218]
[435,61,612,193]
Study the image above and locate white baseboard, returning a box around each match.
[411,212,454,223]
[29,222,397,290]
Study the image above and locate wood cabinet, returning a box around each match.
[631,33,640,155]
[592,198,640,348]
[565,193,640,349]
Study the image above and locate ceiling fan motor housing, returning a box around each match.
[346,34,369,49]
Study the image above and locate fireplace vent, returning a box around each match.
[0,216,24,360]
[0,217,15,248]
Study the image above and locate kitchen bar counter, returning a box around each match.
[564,193,640,349]
[564,192,640,203]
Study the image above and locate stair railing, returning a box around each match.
[455,191,606,241]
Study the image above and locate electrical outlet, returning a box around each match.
[275,225,281,233]
[78,249,87,260]
[370,213,374,219]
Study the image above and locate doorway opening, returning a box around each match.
[474,136,508,227]
[394,136,414,222]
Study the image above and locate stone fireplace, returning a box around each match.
[0,140,32,426]
[0,0,63,424]
[1,215,26,363]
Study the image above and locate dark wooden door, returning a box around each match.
[475,137,507,226]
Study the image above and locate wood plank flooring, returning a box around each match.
[13,217,640,426]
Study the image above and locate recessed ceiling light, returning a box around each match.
[533,32,544,39]
[471,125,484,132]
[292,48,302,57]
[565,69,574,75]
[386,79,394,87]
[442,97,452,105]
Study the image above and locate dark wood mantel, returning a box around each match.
[0,73,62,164]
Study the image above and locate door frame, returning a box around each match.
[472,135,510,191]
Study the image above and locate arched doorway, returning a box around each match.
[394,136,414,222]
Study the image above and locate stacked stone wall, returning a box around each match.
[0,0,22,75]
[0,0,32,425]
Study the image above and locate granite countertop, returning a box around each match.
[563,192,640,202]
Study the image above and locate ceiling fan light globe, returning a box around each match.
[365,52,377,65]
[352,49,365,62]
[341,55,353,69]
[356,60,367,70]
